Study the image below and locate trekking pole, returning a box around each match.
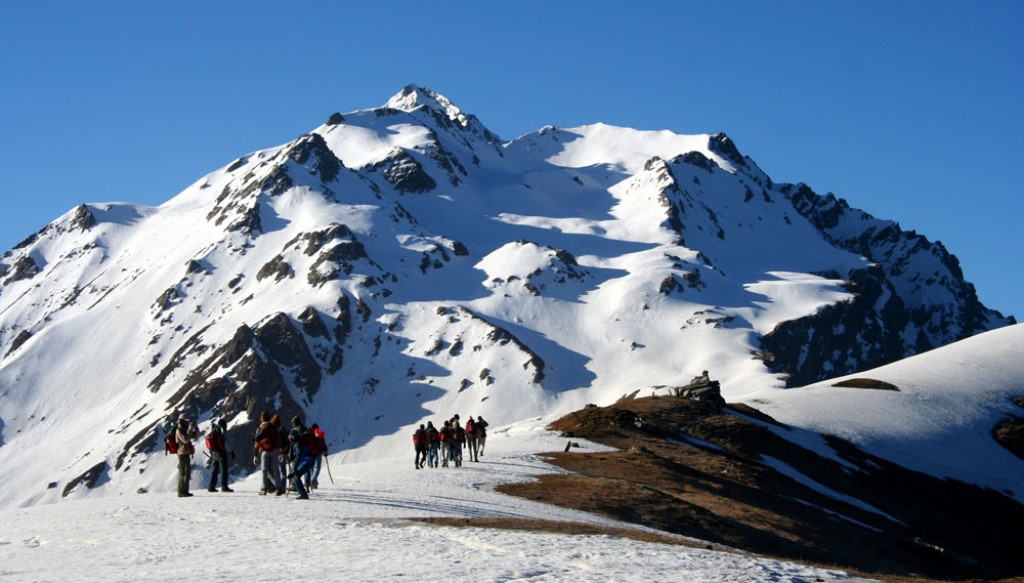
[324,454,335,485]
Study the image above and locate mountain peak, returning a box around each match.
[385,84,471,128]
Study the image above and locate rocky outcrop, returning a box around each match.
[762,183,1017,385]
[370,148,437,194]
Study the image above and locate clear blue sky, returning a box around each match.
[2,1,1021,320]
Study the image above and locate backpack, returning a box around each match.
[205,430,225,451]
[465,418,475,434]
[427,427,439,444]
[306,431,321,456]
[165,432,179,455]
[413,429,426,447]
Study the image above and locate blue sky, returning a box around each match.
[1,1,1021,319]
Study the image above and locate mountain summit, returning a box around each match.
[0,86,1014,508]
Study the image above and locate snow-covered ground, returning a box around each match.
[751,323,1024,499]
[0,416,875,582]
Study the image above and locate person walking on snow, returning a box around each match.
[175,417,198,497]
[475,416,489,457]
[287,416,316,500]
[413,424,428,469]
[305,423,327,490]
[425,421,440,468]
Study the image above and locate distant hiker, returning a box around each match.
[287,416,316,500]
[254,412,284,496]
[425,421,440,469]
[475,416,489,457]
[439,420,452,468]
[273,415,290,493]
[305,423,327,490]
[451,420,465,467]
[175,417,198,497]
[465,416,479,462]
[205,418,233,492]
[413,424,428,469]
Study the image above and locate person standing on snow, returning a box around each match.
[273,415,291,492]
[175,417,198,497]
[205,418,234,493]
[254,412,283,496]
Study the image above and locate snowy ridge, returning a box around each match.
[0,86,1016,517]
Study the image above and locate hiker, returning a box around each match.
[413,424,428,469]
[425,421,440,468]
[175,416,198,497]
[305,423,328,490]
[465,416,479,462]
[254,412,284,496]
[475,416,489,457]
[205,418,233,492]
[439,420,451,468]
[451,419,465,467]
[287,416,316,500]
[273,415,290,492]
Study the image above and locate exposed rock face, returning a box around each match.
[370,148,437,193]
[762,183,1016,385]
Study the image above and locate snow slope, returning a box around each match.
[0,416,875,583]
[752,323,1024,498]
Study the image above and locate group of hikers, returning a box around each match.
[166,412,328,500]
[167,411,491,499]
[253,412,329,500]
[413,414,488,469]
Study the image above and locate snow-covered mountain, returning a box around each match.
[0,85,1014,509]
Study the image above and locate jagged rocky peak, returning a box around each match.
[386,84,471,127]
[707,133,747,168]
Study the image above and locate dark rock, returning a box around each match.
[707,133,747,168]
[62,461,107,497]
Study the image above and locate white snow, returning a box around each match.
[0,416,874,582]
[750,323,1024,499]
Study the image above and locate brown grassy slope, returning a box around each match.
[495,396,1024,582]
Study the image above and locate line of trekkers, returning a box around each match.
[167,412,487,499]
[413,414,489,469]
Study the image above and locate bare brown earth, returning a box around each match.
[477,395,1024,582]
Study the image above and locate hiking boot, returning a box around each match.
[311,480,318,489]
[259,489,267,496]
[296,494,309,500]
[207,487,217,492]
[220,487,234,492]
[276,489,286,496]
[178,493,194,497]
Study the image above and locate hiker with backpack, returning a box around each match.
[413,424,428,469]
[272,415,291,492]
[439,420,452,468]
[286,416,316,500]
[174,416,198,497]
[465,416,479,462]
[475,416,489,457]
[254,412,284,496]
[425,421,440,468]
[451,418,465,468]
[305,423,328,490]
[205,418,233,493]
